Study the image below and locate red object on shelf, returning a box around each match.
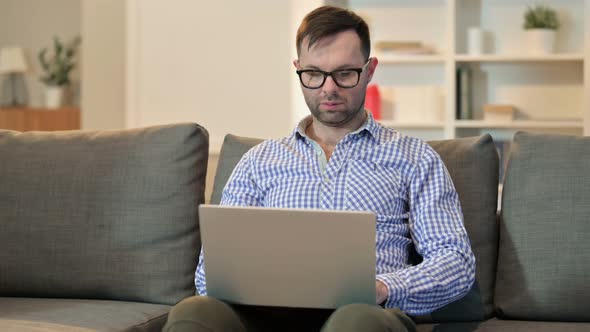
[365,84,381,120]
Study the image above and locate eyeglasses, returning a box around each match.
[296,59,371,89]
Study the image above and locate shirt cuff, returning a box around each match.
[376,272,409,309]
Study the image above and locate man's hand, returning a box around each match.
[376,280,388,305]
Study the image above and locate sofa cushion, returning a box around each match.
[496,132,590,321]
[416,318,590,332]
[210,134,264,204]
[0,297,169,332]
[422,135,499,322]
[211,134,499,322]
[0,123,208,305]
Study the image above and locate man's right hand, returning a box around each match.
[376,280,388,305]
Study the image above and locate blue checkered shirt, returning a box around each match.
[196,113,475,315]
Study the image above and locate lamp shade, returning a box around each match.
[0,47,28,74]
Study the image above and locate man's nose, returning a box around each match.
[321,75,339,92]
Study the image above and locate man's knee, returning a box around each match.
[321,303,415,332]
[163,296,246,332]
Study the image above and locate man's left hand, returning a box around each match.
[376,280,388,305]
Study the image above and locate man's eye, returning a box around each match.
[307,71,324,78]
[336,71,354,78]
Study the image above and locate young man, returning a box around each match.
[165,6,475,332]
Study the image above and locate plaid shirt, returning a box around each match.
[196,112,475,315]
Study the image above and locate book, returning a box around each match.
[484,104,515,122]
[375,41,423,50]
[456,66,473,120]
[375,41,433,56]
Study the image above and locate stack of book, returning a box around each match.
[374,41,433,55]
[483,104,515,122]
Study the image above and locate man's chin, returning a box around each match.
[315,112,353,127]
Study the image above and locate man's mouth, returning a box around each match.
[320,102,343,110]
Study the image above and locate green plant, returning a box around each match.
[38,36,81,86]
[523,5,560,30]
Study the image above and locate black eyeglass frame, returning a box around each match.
[296,59,371,89]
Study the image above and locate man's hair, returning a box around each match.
[296,6,371,60]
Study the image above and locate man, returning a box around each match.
[164,5,475,332]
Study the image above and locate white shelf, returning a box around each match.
[380,120,445,129]
[377,55,446,64]
[343,0,589,140]
[454,120,584,129]
[455,54,585,63]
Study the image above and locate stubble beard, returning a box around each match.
[307,94,365,128]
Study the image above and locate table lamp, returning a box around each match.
[0,46,29,107]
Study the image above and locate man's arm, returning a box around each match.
[195,150,262,295]
[376,146,476,315]
[217,149,263,207]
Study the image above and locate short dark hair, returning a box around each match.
[296,6,371,60]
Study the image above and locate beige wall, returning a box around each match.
[81,0,126,129]
[0,0,80,107]
[126,0,293,151]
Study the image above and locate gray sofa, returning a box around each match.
[209,132,590,331]
[0,124,209,332]
[1,124,589,331]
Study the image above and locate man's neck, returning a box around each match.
[305,110,367,156]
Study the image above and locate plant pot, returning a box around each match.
[526,29,556,55]
[45,86,65,109]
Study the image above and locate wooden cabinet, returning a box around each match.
[0,107,80,131]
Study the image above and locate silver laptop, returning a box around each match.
[199,204,376,309]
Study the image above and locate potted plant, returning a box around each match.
[523,4,560,54]
[38,36,81,108]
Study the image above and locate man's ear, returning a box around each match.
[367,57,379,82]
[293,59,300,69]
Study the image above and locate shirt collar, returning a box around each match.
[292,110,380,142]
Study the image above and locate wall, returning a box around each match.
[586,0,590,136]
[81,0,126,129]
[0,0,80,107]
[127,0,294,152]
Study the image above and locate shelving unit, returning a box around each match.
[378,55,446,64]
[336,0,589,141]
[454,54,585,62]
[454,120,584,129]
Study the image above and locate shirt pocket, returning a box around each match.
[345,158,408,219]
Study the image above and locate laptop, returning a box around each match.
[198,204,376,309]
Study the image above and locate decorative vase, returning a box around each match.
[45,86,65,109]
[526,29,556,55]
[467,27,484,55]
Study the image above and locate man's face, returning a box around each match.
[294,30,377,127]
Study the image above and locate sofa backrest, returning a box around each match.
[495,132,590,322]
[0,123,208,305]
[424,135,499,322]
[210,133,499,322]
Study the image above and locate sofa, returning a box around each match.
[1,123,589,331]
[207,132,590,332]
[0,124,209,332]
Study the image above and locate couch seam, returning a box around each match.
[164,320,215,332]
[131,311,169,329]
